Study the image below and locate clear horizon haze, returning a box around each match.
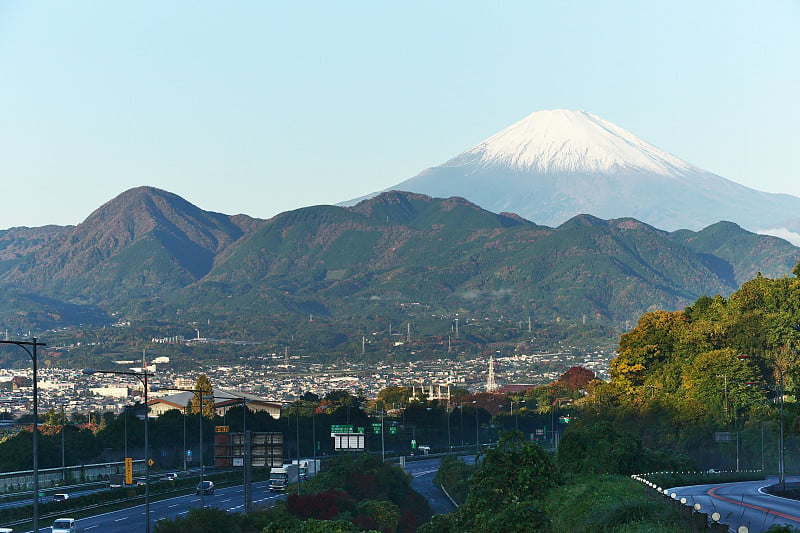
[1,1,798,230]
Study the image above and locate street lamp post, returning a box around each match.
[295,403,301,495]
[777,363,785,490]
[740,354,785,489]
[445,403,450,452]
[84,368,153,533]
[158,389,253,511]
[242,400,251,514]
[183,405,187,471]
[472,401,480,455]
[1,337,45,533]
[459,404,464,447]
[158,387,211,509]
[124,405,128,461]
[363,406,387,461]
[61,404,66,482]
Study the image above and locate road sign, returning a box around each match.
[411,439,417,449]
[125,457,133,485]
[334,433,365,451]
[215,425,229,432]
[371,423,382,434]
[715,432,736,443]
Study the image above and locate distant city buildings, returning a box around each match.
[0,345,613,420]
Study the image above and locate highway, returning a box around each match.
[22,456,465,532]
[668,476,800,533]
[405,457,459,515]
[25,480,283,533]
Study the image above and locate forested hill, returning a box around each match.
[0,187,798,338]
[598,266,800,454]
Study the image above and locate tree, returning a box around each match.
[374,386,410,410]
[557,366,596,391]
[423,431,555,532]
[43,407,67,426]
[191,374,214,418]
[467,431,559,509]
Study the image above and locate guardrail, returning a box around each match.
[1,469,271,530]
[631,471,762,532]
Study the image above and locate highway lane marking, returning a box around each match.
[169,503,180,507]
[708,486,800,523]
[114,517,127,522]
[56,483,275,528]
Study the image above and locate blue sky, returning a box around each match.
[1,1,798,229]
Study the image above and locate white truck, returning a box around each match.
[294,458,321,480]
[269,463,299,492]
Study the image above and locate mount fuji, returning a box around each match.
[358,110,800,238]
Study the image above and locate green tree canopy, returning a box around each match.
[191,374,214,418]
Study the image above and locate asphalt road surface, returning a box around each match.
[669,476,800,532]
[405,457,457,515]
[25,480,282,533]
[24,455,472,532]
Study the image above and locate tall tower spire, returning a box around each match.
[486,356,498,392]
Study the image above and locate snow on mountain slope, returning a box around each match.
[351,109,800,233]
[447,109,696,176]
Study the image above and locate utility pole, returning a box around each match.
[295,404,301,495]
[61,404,66,482]
[243,401,252,514]
[1,338,45,533]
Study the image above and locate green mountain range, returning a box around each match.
[0,187,797,343]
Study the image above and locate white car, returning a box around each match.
[51,518,76,533]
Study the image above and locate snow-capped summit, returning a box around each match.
[349,109,800,233]
[448,109,695,176]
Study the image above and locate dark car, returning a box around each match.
[195,481,214,495]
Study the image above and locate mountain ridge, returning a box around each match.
[356,109,800,233]
[0,188,797,337]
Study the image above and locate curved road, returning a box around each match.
[405,457,458,515]
[23,456,463,532]
[669,476,800,533]
[25,480,283,533]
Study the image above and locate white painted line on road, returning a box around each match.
[169,503,180,507]
[114,517,127,522]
